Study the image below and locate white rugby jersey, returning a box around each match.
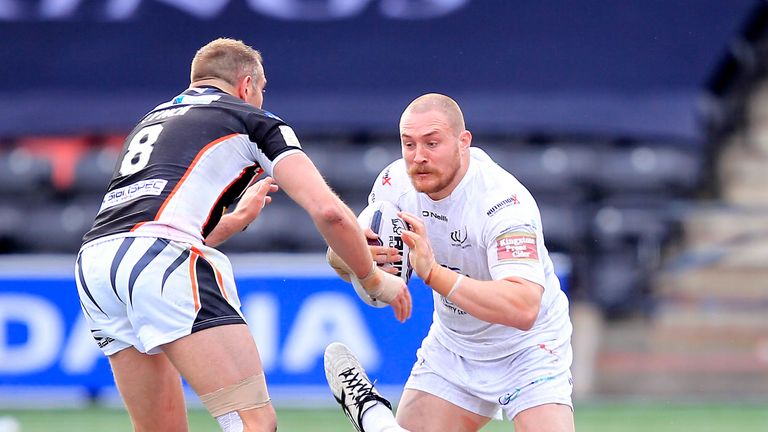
[369,147,571,360]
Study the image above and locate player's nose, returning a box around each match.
[413,144,429,163]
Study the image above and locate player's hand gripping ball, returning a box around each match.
[351,201,412,307]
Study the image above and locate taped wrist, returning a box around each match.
[361,267,400,303]
[428,266,465,300]
[423,260,438,285]
[357,260,377,281]
[326,248,352,282]
[447,275,464,300]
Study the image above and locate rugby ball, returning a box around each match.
[351,201,412,307]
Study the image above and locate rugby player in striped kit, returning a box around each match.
[75,38,411,432]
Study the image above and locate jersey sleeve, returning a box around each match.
[245,113,304,177]
[483,198,547,287]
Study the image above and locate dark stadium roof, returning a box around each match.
[0,0,757,140]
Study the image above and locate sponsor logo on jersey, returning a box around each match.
[421,210,448,222]
[495,231,538,261]
[174,94,221,105]
[486,194,520,217]
[449,226,471,248]
[381,168,392,186]
[278,125,302,148]
[99,179,168,213]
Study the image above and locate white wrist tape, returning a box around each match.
[357,261,377,281]
[446,275,464,300]
[361,268,402,304]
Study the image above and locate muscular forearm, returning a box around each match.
[274,153,374,279]
[311,200,375,279]
[426,265,542,330]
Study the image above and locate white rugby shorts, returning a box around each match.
[403,335,573,421]
[75,235,245,356]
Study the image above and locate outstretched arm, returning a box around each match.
[273,152,412,322]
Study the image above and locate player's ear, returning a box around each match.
[459,130,472,152]
[237,75,252,101]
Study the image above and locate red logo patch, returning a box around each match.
[382,175,392,186]
[496,232,538,261]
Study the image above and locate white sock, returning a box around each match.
[216,411,244,432]
[362,404,409,432]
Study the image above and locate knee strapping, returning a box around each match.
[201,373,271,418]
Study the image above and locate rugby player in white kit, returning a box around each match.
[325,93,575,432]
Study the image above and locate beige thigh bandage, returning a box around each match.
[200,373,271,417]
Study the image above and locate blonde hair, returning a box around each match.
[402,93,466,136]
[190,38,263,86]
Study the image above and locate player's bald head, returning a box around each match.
[400,93,466,136]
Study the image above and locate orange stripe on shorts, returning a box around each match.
[190,246,229,302]
[189,252,201,313]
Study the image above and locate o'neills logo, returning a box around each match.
[422,210,448,222]
[486,195,520,217]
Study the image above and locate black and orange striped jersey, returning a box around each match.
[82,86,304,245]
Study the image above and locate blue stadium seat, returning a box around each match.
[0,149,53,195]
[16,201,96,252]
[594,145,702,197]
[482,144,597,197]
[539,203,592,253]
[588,250,651,317]
[590,195,683,251]
[70,148,120,194]
[0,203,23,251]
[305,143,400,195]
[218,199,326,253]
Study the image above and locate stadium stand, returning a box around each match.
[0,148,53,196]
[70,147,120,195]
[0,132,707,319]
[482,142,597,199]
[593,1,768,398]
[593,144,702,199]
[1,0,764,402]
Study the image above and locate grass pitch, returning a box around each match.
[0,402,766,431]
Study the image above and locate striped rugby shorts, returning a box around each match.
[74,234,245,355]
